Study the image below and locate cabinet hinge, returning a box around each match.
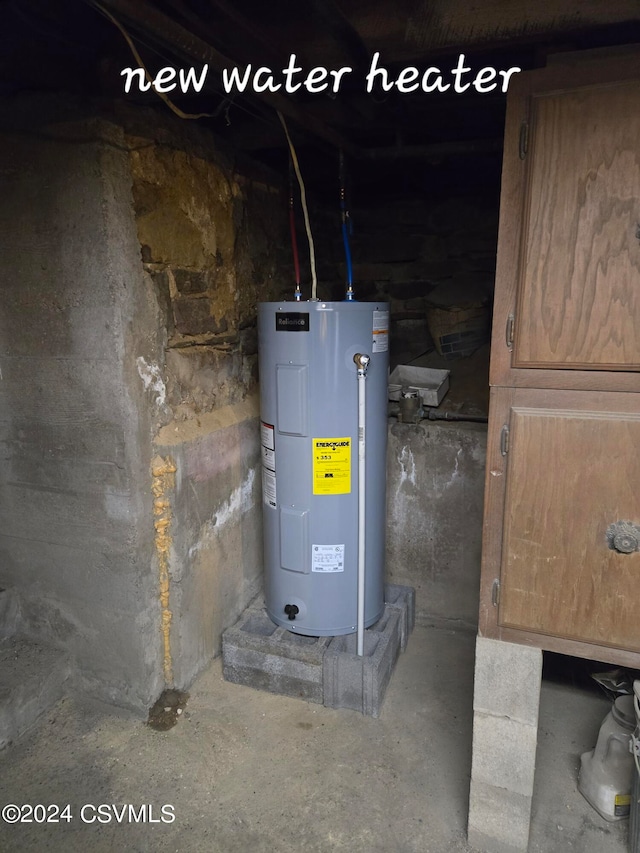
[505,313,515,349]
[519,121,529,159]
[500,424,510,456]
[491,579,501,607]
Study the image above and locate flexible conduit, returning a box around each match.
[277,111,317,300]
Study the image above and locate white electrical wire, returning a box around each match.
[93,5,318,299]
[277,111,318,300]
[92,1,214,120]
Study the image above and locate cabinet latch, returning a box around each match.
[505,313,515,349]
[491,579,501,607]
[519,121,529,159]
[500,424,510,456]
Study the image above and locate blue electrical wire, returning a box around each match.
[340,150,355,300]
[342,219,354,292]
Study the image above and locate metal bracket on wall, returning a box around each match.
[491,579,501,606]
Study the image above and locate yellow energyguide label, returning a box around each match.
[313,437,351,495]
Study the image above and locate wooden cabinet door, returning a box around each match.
[490,52,640,392]
[480,387,640,665]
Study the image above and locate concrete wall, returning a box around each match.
[0,120,164,711]
[386,419,487,629]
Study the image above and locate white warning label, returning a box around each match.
[262,467,277,509]
[262,445,276,469]
[311,544,345,573]
[372,309,389,353]
[261,421,276,468]
[261,421,275,451]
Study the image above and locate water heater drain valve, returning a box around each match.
[353,353,370,374]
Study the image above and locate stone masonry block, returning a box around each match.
[384,583,415,652]
[473,637,542,726]
[222,608,331,704]
[173,268,209,295]
[470,710,538,797]
[468,779,532,853]
[172,295,229,336]
[323,606,402,718]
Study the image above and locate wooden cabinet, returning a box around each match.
[480,387,640,665]
[480,50,640,665]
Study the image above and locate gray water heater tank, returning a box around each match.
[257,300,389,636]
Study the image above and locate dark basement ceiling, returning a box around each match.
[2,0,640,199]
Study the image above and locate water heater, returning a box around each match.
[258,300,389,636]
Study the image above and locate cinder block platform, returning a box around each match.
[222,608,332,703]
[222,584,415,717]
[323,607,402,717]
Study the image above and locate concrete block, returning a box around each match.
[470,711,538,797]
[468,638,542,852]
[473,637,542,725]
[468,779,532,853]
[222,608,332,704]
[0,637,70,750]
[384,583,415,651]
[323,606,402,717]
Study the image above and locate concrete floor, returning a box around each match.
[0,623,629,853]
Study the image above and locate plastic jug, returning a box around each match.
[630,682,640,852]
[578,694,635,821]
